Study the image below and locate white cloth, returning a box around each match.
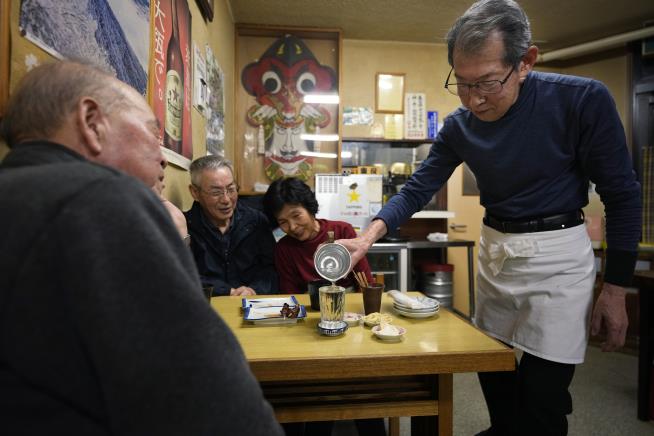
[475,223,595,364]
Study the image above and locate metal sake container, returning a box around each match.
[313,231,352,283]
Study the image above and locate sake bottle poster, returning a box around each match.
[148,0,192,168]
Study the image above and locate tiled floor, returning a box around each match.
[331,346,654,436]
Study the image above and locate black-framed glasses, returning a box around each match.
[444,66,515,97]
[194,184,239,199]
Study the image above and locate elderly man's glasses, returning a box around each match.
[195,184,239,198]
[444,66,515,97]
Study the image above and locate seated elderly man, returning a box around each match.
[0,60,282,435]
[185,156,277,296]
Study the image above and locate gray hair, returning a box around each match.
[446,0,531,68]
[189,155,235,187]
[0,60,132,147]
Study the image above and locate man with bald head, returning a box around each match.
[0,61,282,435]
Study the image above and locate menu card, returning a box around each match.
[404,93,427,139]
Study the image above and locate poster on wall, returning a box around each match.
[205,44,225,157]
[148,0,192,168]
[240,34,338,182]
[404,93,426,140]
[19,0,150,95]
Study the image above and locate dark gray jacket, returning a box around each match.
[185,201,277,295]
[0,141,282,435]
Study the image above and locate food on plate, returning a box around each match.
[372,323,406,341]
[280,303,301,318]
[377,323,400,336]
[343,312,362,326]
[363,312,393,326]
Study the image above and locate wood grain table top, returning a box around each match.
[211,292,514,382]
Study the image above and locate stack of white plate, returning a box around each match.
[392,295,439,318]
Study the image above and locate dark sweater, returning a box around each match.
[0,141,282,435]
[377,71,641,286]
[275,219,373,293]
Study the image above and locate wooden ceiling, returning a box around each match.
[228,0,654,52]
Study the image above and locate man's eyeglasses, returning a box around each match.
[444,66,515,97]
[194,184,239,198]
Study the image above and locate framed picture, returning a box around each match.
[375,73,405,114]
[148,0,193,169]
[235,25,342,193]
[19,0,150,95]
[0,0,9,118]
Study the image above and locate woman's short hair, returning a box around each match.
[262,177,319,225]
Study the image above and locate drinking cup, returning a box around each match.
[362,282,385,315]
[319,285,345,328]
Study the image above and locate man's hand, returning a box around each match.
[590,282,628,352]
[336,236,373,269]
[336,219,388,267]
[230,286,257,296]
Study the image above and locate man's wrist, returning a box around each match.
[601,282,627,297]
[361,219,387,247]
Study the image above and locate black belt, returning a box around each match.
[483,210,584,234]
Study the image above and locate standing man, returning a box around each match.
[0,60,283,435]
[186,156,277,296]
[339,1,641,435]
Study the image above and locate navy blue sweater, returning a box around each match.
[377,71,641,286]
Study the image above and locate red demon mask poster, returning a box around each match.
[149,0,192,167]
[241,35,338,181]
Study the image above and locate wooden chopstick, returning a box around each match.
[353,271,368,289]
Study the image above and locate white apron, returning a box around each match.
[475,223,595,364]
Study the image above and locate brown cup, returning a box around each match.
[362,282,384,315]
[308,279,331,310]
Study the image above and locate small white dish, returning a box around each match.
[372,324,406,341]
[343,312,363,326]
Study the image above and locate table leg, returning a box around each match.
[410,373,453,436]
[438,373,453,436]
[388,417,401,436]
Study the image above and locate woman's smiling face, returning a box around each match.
[276,204,320,242]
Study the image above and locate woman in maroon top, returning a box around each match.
[263,177,373,294]
[263,177,385,436]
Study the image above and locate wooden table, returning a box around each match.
[212,293,514,436]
